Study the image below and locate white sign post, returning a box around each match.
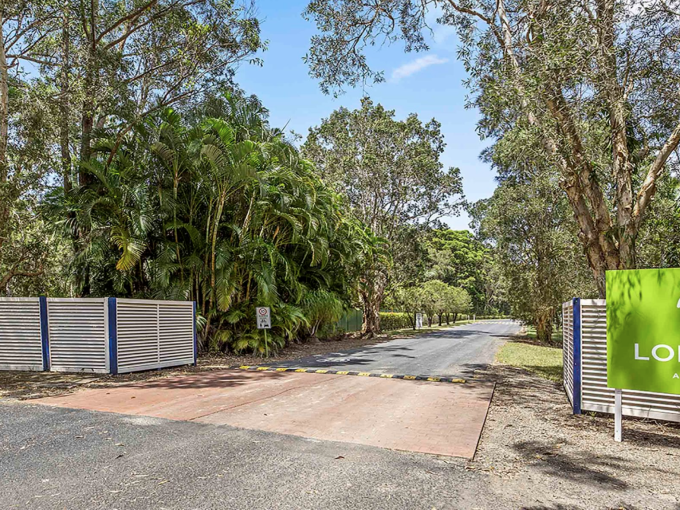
[415,313,423,329]
[614,389,623,442]
[256,307,271,329]
[256,307,272,358]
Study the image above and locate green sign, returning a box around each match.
[607,268,680,395]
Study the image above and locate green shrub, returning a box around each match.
[380,312,413,331]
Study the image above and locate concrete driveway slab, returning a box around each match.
[33,370,494,458]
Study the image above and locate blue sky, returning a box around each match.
[235,1,497,230]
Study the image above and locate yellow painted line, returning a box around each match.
[427,377,441,382]
[239,366,251,369]
[315,369,329,374]
[336,371,349,375]
[403,375,416,380]
[357,372,371,377]
[256,367,269,371]
[295,368,307,373]
[450,378,466,383]
[275,368,288,372]
[380,374,393,378]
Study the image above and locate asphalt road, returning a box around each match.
[0,320,521,509]
[0,401,496,510]
[270,320,521,378]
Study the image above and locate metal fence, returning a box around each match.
[0,297,196,375]
[48,298,109,373]
[115,299,195,374]
[0,297,44,371]
[563,298,680,423]
[333,309,364,333]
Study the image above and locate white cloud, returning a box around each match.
[390,55,449,82]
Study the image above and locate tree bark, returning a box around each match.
[359,269,386,337]
[536,311,554,344]
[60,2,72,194]
[79,0,98,186]
[0,16,8,185]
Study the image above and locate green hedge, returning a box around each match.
[380,312,414,331]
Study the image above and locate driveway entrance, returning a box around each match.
[34,369,494,458]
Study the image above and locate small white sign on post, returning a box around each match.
[415,313,423,329]
[256,307,271,329]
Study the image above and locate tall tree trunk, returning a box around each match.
[536,311,554,344]
[79,0,98,186]
[0,17,8,186]
[359,270,386,337]
[79,63,95,185]
[60,2,72,195]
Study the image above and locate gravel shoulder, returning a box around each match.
[469,362,680,509]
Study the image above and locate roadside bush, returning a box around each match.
[380,312,413,331]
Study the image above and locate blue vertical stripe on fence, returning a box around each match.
[39,296,50,371]
[572,297,582,415]
[108,297,118,375]
[193,301,198,366]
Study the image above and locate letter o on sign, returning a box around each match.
[652,344,674,362]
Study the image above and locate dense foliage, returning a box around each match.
[302,98,463,334]
[55,100,382,354]
[386,279,472,328]
[470,173,596,341]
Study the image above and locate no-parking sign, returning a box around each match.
[256,307,271,329]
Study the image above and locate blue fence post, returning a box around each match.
[39,296,50,371]
[572,297,582,414]
[108,297,118,375]
[193,301,198,366]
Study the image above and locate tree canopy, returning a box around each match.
[303,0,680,296]
[302,97,463,334]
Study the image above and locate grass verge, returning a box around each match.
[495,340,563,382]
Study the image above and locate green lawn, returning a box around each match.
[523,325,563,344]
[495,340,563,382]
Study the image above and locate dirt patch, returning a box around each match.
[470,364,680,509]
[0,327,437,400]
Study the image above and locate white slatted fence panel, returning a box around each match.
[159,302,194,365]
[0,298,43,371]
[116,300,159,373]
[48,299,108,373]
[116,299,193,373]
[579,299,680,423]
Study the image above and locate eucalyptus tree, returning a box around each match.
[0,1,63,292]
[470,172,596,342]
[302,97,463,334]
[303,0,680,296]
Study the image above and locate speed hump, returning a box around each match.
[256,307,271,329]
